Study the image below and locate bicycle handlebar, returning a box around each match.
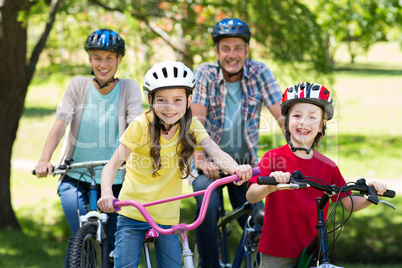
[257,171,396,208]
[113,167,260,236]
[32,159,123,176]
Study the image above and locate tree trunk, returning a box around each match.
[0,0,28,231]
[0,0,60,230]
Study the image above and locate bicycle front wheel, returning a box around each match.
[69,224,103,268]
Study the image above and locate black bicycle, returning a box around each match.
[192,170,263,268]
[217,199,263,268]
[257,170,396,268]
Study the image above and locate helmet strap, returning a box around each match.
[91,53,119,89]
[150,98,190,135]
[217,61,244,78]
[155,116,180,135]
[93,77,116,89]
[284,115,325,155]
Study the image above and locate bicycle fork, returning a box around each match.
[316,195,331,265]
[79,167,109,266]
[142,225,194,268]
[173,224,194,268]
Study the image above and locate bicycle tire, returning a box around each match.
[69,224,103,268]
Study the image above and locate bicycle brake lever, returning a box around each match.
[365,185,379,205]
[378,200,396,210]
[277,183,308,190]
[288,175,309,189]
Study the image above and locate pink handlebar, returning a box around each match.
[113,167,260,235]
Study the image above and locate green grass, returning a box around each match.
[0,230,67,268]
[4,42,402,267]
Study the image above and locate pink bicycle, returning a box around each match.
[112,167,260,268]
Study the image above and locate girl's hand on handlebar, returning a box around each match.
[97,195,117,213]
[233,164,253,186]
[34,161,53,178]
[367,180,387,196]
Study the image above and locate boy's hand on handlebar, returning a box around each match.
[97,195,117,213]
[367,180,387,196]
[270,171,291,190]
[233,164,253,186]
[34,161,53,178]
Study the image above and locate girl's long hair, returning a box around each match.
[146,90,196,179]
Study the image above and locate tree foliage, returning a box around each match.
[88,0,334,84]
[306,0,402,64]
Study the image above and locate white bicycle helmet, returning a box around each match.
[143,60,195,94]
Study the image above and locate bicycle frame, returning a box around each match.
[297,193,342,268]
[33,159,123,268]
[113,167,260,268]
[79,165,109,267]
[218,200,260,268]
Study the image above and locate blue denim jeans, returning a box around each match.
[114,215,182,268]
[192,173,264,268]
[58,175,121,268]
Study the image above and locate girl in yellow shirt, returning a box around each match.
[98,60,252,267]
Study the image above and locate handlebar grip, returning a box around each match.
[383,189,396,198]
[257,176,278,185]
[251,167,260,177]
[32,166,55,176]
[113,199,122,211]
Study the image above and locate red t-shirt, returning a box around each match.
[248,145,349,258]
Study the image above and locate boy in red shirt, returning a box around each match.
[246,82,387,268]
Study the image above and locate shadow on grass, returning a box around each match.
[0,229,67,268]
[258,133,402,158]
[335,134,402,158]
[23,107,56,118]
[334,63,402,76]
[330,196,402,265]
[16,198,70,242]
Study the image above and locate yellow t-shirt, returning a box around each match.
[118,114,209,225]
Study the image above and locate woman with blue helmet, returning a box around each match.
[35,29,143,267]
[85,28,126,89]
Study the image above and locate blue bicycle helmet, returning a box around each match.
[85,29,125,57]
[211,18,251,44]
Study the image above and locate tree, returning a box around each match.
[89,0,333,83]
[0,0,60,230]
[306,0,402,65]
[1,0,334,231]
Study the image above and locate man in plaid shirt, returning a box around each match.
[191,18,285,268]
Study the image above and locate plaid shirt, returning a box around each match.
[192,59,282,166]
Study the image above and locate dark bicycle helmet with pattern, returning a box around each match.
[281,82,334,153]
[85,29,125,57]
[281,82,334,120]
[211,18,251,44]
